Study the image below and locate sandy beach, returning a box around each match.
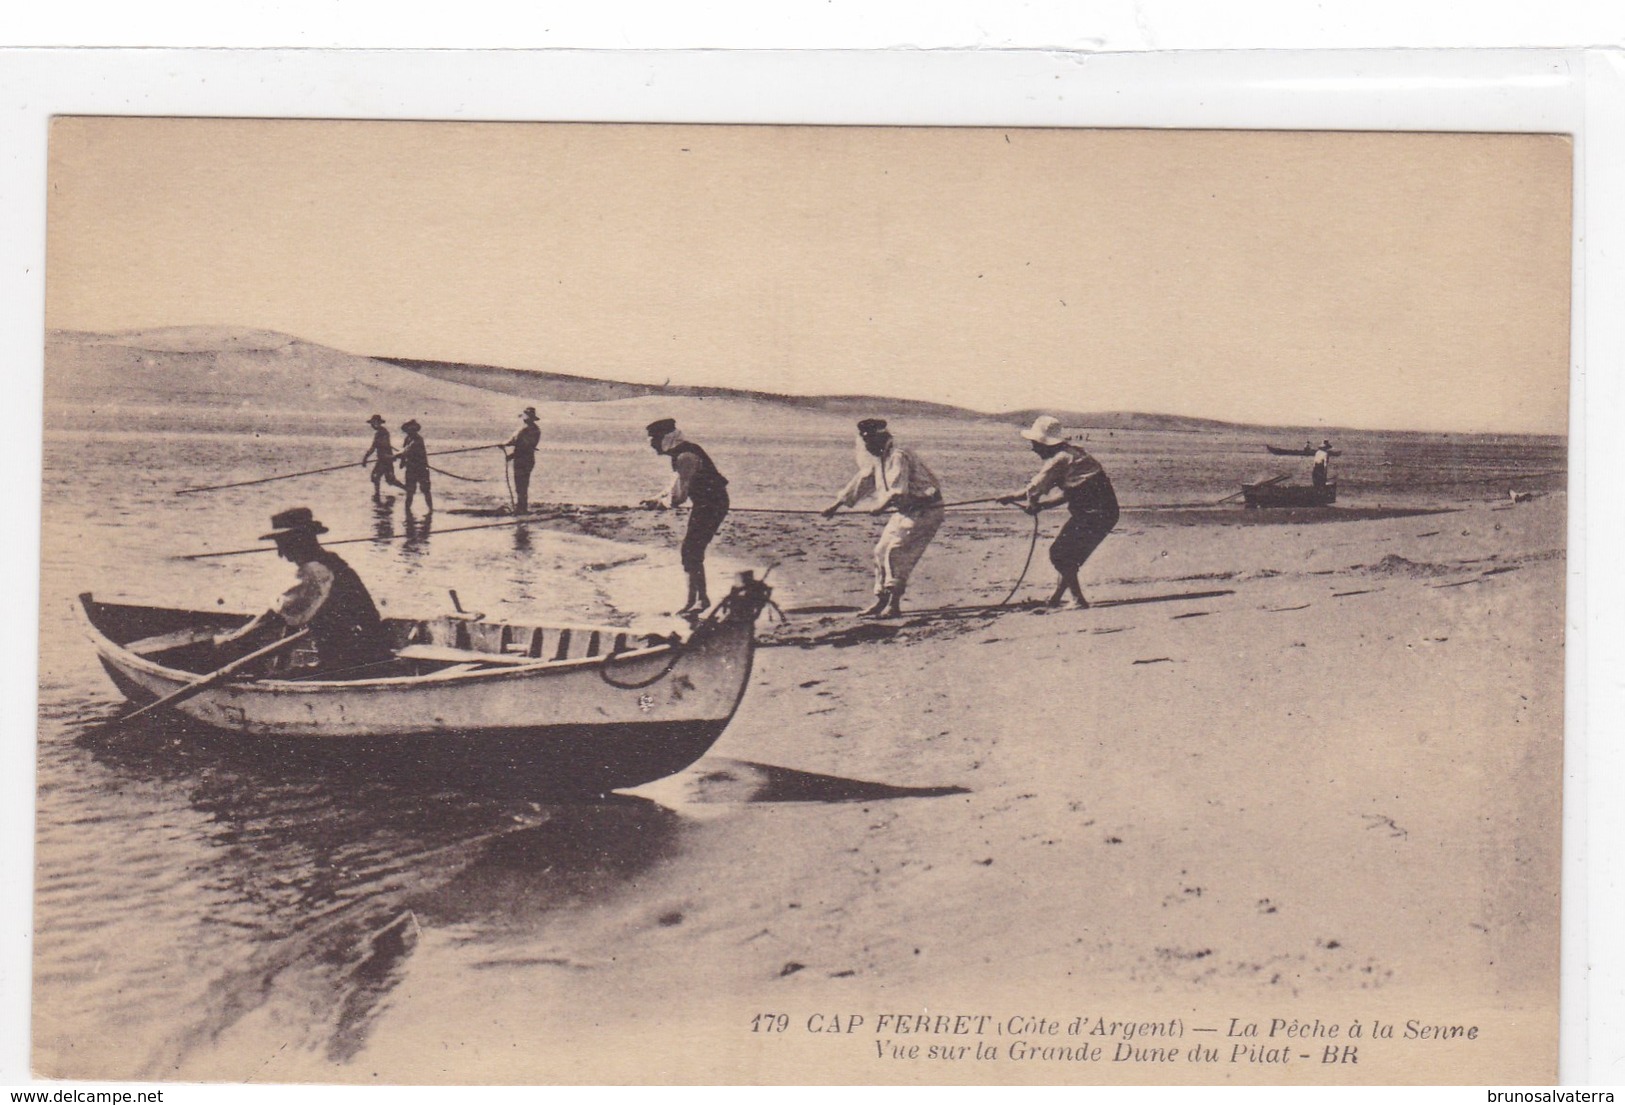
[310,494,1563,1085]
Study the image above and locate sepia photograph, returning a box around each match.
[30,104,1575,1087]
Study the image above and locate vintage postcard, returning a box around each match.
[32,111,1571,1086]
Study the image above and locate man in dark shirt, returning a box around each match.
[216,507,392,675]
[361,414,406,499]
[641,417,730,615]
[395,418,433,514]
[998,415,1119,610]
[502,406,542,512]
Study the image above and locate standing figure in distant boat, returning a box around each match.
[998,415,1119,610]
[395,418,433,514]
[1312,439,1333,490]
[502,406,542,513]
[360,414,406,499]
[821,418,946,618]
[215,507,392,675]
[641,418,731,615]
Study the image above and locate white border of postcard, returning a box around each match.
[2,46,1621,1101]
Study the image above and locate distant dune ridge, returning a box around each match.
[45,325,1561,443]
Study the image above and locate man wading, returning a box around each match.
[395,418,433,515]
[214,508,391,675]
[999,415,1119,609]
[502,406,542,513]
[641,418,730,615]
[822,418,946,618]
[360,414,406,500]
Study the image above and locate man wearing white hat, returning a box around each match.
[998,415,1119,609]
[821,418,946,617]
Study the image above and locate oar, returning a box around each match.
[113,630,310,724]
[175,444,503,496]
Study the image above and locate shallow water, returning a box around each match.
[31,420,1565,1078]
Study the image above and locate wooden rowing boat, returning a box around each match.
[1263,444,1341,457]
[1242,479,1338,508]
[77,573,774,791]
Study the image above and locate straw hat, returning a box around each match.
[1020,415,1068,446]
[260,507,328,540]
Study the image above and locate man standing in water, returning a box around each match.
[395,418,433,515]
[998,415,1119,609]
[502,406,542,513]
[360,414,406,500]
[821,418,946,618]
[215,507,392,675]
[641,417,730,615]
[1312,438,1333,490]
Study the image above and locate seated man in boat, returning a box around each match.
[215,507,393,676]
[998,415,1120,610]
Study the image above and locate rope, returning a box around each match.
[598,639,686,689]
[176,511,570,560]
[996,509,1042,607]
[174,443,505,496]
[426,463,488,482]
[175,497,1014,560]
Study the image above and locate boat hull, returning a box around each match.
[79,579,769,791]
[1242,481,1338,508]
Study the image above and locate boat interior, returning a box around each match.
[83,596,683,682]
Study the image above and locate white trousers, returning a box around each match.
[873,505,944,593]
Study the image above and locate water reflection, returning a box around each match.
[401,512,432,556]
[63,715,684,1072]
[370,497,396,544]
[510,521,532,554]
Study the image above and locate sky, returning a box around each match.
[45,118,1572,433]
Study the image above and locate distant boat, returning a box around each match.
[1263,444,1341,457]
[77,574,775,792]
[1242,479,1338,508]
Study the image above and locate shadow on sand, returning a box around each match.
[678,758,968,804]
[768,589,1236,647]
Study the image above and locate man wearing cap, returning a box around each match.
[215,507,391,674]
[394,418,433,514]
[641,418,730,615]
[1312,439,1333,490]
[502,407,542,513]
[821,418,946,618]
[360,414,406,500]
[998,415,1119,609]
